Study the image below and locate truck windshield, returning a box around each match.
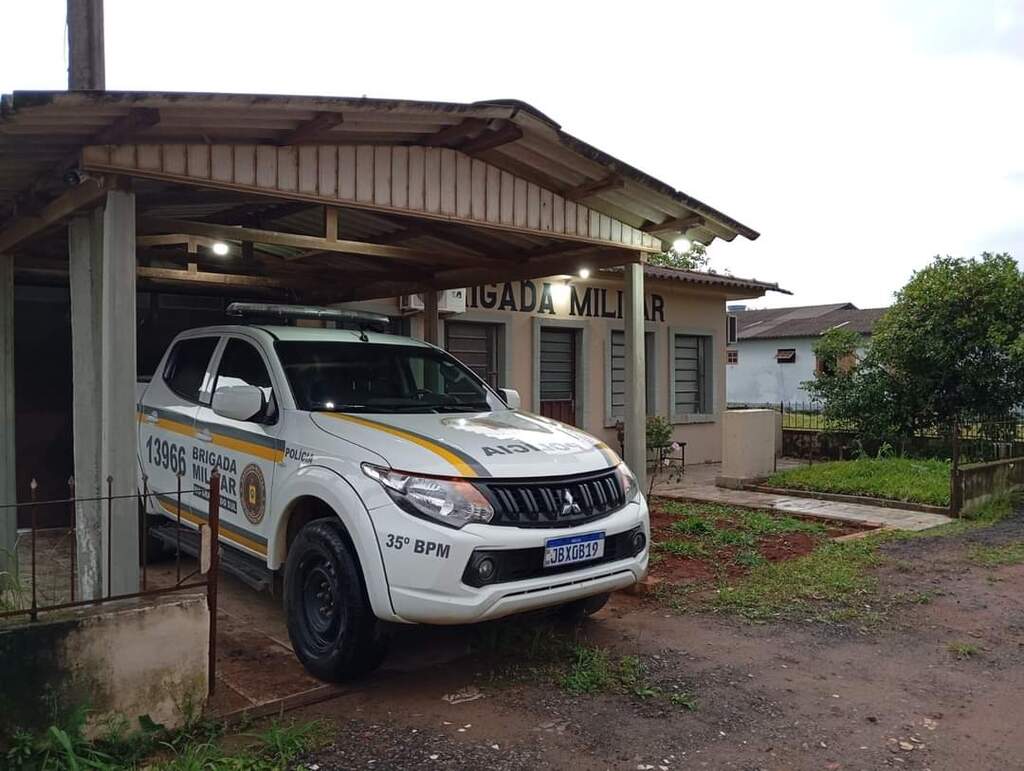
[275,341,499,414]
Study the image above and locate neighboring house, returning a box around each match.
[725,303,887,405]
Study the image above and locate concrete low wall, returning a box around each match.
[0,594,208,742]
[719,410,777,487]
[956,456,1024,515]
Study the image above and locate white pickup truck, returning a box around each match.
[136,303,649,681]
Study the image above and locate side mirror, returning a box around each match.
[212,384,265,422]
[499,388,521,410]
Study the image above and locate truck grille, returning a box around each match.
[477,468,626,528]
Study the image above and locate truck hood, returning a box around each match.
[310,409,620,479]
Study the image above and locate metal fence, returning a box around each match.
[0,468,224,694]
[728,402,1024,464]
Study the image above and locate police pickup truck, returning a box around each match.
[137,303,649,681]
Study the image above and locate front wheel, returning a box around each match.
[283,519,387,681]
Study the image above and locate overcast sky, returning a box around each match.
[2,0,1021,309]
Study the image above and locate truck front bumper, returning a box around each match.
[369,496,649,625]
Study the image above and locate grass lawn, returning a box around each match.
[765,457,950,507]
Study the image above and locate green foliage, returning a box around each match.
[647,242,710,272]
[645,415,672,450]
[714,539,880,620]
[655,539,708,558]
[947,641,979,660]
[738,511,826,536]
[669,515,715,536]
[766,457,951,506]
[807,253,1024,437]
[967,541,1024,567]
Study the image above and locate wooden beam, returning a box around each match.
[0,177,109,253]
[348,245,623,300]
[563,175,624,201]
[67,0,105,89]
[138,266,314,289]
[423,118,488,147]
[460,123,524,155]
[278,112,344,145]
[138,216,464,265]
[93,108,160,145]
[640,213,703,233]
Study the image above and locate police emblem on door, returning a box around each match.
[239,464,266,524]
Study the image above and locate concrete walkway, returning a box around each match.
[653,460,952,531]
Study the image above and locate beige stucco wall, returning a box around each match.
[343,274,735,465]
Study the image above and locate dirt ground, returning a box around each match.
[282,507,1024,771]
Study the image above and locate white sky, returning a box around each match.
[2,0,1022,309]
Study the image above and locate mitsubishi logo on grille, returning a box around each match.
[559,489,582,516]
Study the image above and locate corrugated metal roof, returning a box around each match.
[736,303,887,339]
[0,90,759,247]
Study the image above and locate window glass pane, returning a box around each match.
[216,339,273,402]
[610,330,655,418]
[163,337,218,402]
[673,334,710,414]
[275,341,492,413]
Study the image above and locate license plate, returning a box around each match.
[543,531,605,568]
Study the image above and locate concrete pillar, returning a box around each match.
[99,190,138,596]
[0,254,16,574]
[623,259,647,492]
[69,211,104,598]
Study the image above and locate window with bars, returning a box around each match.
[727,349,738,365]
[671,333,713,417]
[608,330,656,420]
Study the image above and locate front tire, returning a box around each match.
[283,519,387,681]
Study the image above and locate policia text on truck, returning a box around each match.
[136,303,650,680]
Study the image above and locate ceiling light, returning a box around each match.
[672,237,692,253]
[578,268,591,280]
[211,241,230,256]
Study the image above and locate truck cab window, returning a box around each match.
[163,336,218,402]
[215,338,277,422]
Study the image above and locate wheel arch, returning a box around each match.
[270,465,396,621]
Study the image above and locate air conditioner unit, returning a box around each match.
[398,289,466,316]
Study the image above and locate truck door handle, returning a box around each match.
[196,429,213,443]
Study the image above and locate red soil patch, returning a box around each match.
[647,498,865,587]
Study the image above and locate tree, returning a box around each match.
[807,253,1024,436]
[647,241,710,271]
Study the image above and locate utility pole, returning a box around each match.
[67,0,105,90]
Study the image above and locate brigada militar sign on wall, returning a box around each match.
[467,280,665,322]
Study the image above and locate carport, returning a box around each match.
[0,89,759,597]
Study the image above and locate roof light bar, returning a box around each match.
[226,302,390,330]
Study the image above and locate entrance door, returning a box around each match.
[445,321,499,388]
[539,327,578,425]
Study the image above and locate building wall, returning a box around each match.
[726,337,818,405]
[344,275,732,464]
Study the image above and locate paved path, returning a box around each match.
[653,460,952,531]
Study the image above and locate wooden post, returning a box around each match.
[423,290,439,346]
[67,0,105,90]
[623,258,647,492]
[0,254,16,575]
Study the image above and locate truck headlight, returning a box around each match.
[614,462,641,503]
[361,464,494,529]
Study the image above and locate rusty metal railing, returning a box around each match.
[0,467,222,693]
